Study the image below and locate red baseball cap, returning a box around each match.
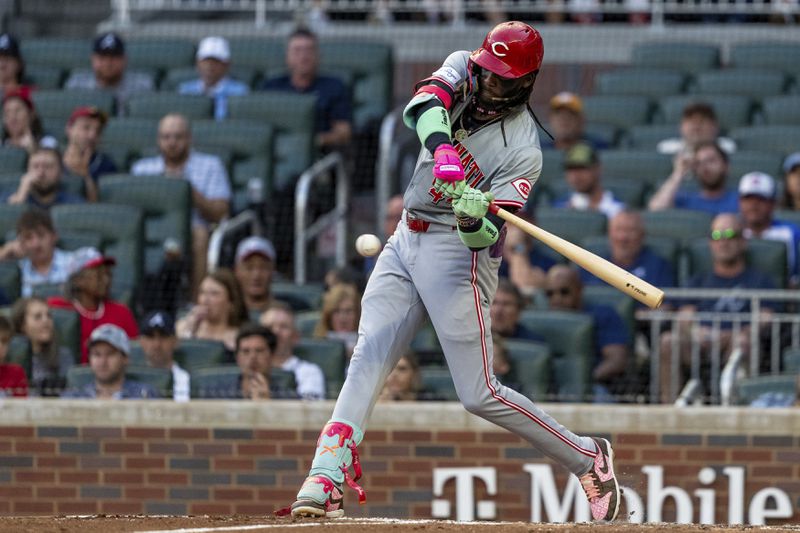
[67,106,108,127]
[3,87,33,110]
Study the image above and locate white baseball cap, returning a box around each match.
[235,236,276,264]
[197,36,231,62]
[88,324,130,356]
[738,171,776,200]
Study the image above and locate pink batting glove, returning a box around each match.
[433,144,465,184]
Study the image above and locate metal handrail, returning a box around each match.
[374,108,399,237]
[206,209,259,270]
[294,152,349,284]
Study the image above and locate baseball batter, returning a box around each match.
[281,22,620,522]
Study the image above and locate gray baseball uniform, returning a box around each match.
[331,51,597,476]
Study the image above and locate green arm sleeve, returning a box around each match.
[457,218,500,250]
[413,105,451,148]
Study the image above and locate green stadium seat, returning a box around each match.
[535,208,607,247]
[642,209,713,243]
[294,337,347,399]
[227,38,285,72]
[66,365,173,398]
[503,339,551,400]
[729,42,800,76]
[174,338,228,372]
[728,151,784,181]
[32,89,116,124]
[126,38,196,74]
[595,68,686,98]
[190,365,297,399]
[0,260,20,302]
[0,146,28,174]
[230,155,271,213]
[782,347,800,373]
[6,335,31,370]
[100,117,158,167]
[729,125,800,154]
[271,281,325,312]
[656,94,753,131]
[631,42,720,74]
[600,150,673,186]
[538,149,564,189]
[774,209,800,228]
[0,204,28,243]
[51,203,145,297]
[760,96,800,126]
[295,311,320,337]
[410,318,443,363]
[58,231,104,251]
[622,124,679,150]
[227,92,316,190]
[582,95,652,130]
[683,237,788,288]
[603,178,649,208]
[691,69,787,99]
[126,93,213,120]
[98,175,191,275]
[20,38,90,70]
[581,285,635,345]
[51,307,82,359]
[734,374,797,406]
[23,65,64,90]
[584,122,619,148]
[420,366,458,401]
[518,310,594,401]
[191,119,272,160]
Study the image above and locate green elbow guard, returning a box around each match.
[414,106,451,147]
[457,218,500,249]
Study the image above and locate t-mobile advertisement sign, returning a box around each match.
[431,465,794,524]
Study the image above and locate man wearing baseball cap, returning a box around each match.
[140,310,189,402]
[62,106,117,202]
[234,236,276,315]
[553,142,625,219]
[47,247,139,363]
[65,32,154,114]
[178,36,249,120]
[542,92,609,151]
[61,324,160,399]
[738,171,800,287]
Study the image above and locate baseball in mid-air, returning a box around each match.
[355,233,382,257]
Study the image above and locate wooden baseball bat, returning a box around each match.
[489,204,664,309]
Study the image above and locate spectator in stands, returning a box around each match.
[48,247,139,364]
[234,236,276,317]
[176,268,248,356]
[541,92,609,151]
[780,152,800,210]
[0,209,71,297]
[260,301,326,400]
[491,333,524,395]
[648,141,739,215]
[1,88,50,153]
[657,213,776,404]
[0,315,28,398]
[65,32,154,114]
[657,101,736,156]
[0,34,29,95]
[11,297,74,397]
[545,264,630,403]
[131,113,231,294]
[738,172,800,287]
[384,194,404,239]
[490,278,544,343]
[140,310,189,402]
[62,106,117,202]
[580,209,675,290]
[553,142,625,218]
[313,283,360,360]
[233,323,295,399]
[61,324,160,399]
[261,28,352,152]
[500,223,556,298]
[178,36,249,121]
[5,147,84,209]
[378,352,420,402]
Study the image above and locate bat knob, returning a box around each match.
[488,202,499,215]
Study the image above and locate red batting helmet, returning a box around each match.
[470,21,544,79]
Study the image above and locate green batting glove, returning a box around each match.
[452,187,494,219]
[433,178,466,201]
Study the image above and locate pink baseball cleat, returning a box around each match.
[579,438,620,521]
[290,475,345,518]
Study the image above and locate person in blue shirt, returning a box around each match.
[260,28,352,152]
[545,264,630,403]
[490,278,545,343]
[500,223,556,297]
[178,36,250,121]
[648,140,739,215]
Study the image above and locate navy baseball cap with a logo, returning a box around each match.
[0,33,20,58]
[93,32,125,56]
[141,311,176,337]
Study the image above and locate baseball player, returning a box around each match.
[280,21,620,522]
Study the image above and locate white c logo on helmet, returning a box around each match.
[491,42,509,57]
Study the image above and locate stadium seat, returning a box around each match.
[683,237,787,288]
[729,42,800,76]
[503,339,551,400]
[582,95,652,130]
[535,208,607,248]
[729,125,800,154]
[190,365,297,399]
[690,69,787,99]
[66,365,173,398]
[642,209,713,243]
[774,209,800,229]
[622,124,679,150]
[6,335,31,370]
[32,89,116,126]
[420,366,458,401]
[295,311,320,337]
[760,96,800,126]
[294,337,347,399]
[271,281,325,312]
[0,261,20,303]
[227,93,316,190]
[98,175,191,275]
[126,93,213,120]
[23,65,64,90]
[727,151,784,181]
[160,66,258,91]
[631,42,720,74]
[581,285,635,345]
[0,146,28,174]
[595,68,686,98]
[656,95,753,131]
[582,234,679,286]
[227,38,285,72]
[20,38,90,71]
[174,338,228,372]
[51,307,81,359]
[604,177,649,208]
[782,347,800,373]
[584,122,619,148]
[600,150,673,186]
[734,374,797,406]
[231,156,271,213]
[100,117,159,167]
[410,318,443,365]
[518,309,594,401]
[0,204,28,243]
[51,203,145,297]
[538,149,564,189]
[126,38,196,75]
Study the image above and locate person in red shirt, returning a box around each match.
[48,247,138,363]
[0,315,28,397]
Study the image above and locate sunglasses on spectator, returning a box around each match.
[710,228,741,241]
[546,287,571,297]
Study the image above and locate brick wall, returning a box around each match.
[0,400,798,523]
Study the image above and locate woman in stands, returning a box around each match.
[313,283,361,360]
[11,296,75,397]
[176,268,248,358]
[1,88,48,153]
[378,352,420,402]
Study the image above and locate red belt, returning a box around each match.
[406,214,431,233]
